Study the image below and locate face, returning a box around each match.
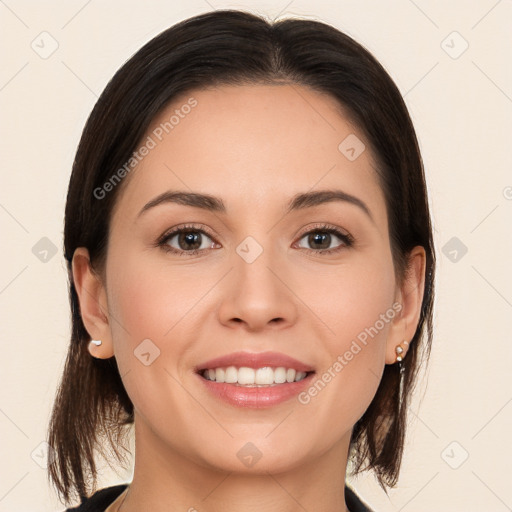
[84,84,411,475]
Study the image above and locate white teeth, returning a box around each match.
[295,371,306,381]
[255,367,274,384]
[202,366,310,386]
[238,367,255,385]
[274,367,287,383]
[225,366,237,383]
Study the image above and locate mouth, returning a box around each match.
[194,351,316,408]
[198,366,313,386]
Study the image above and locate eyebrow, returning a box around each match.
[138,189,373,222]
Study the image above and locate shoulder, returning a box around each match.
[345,484,374,512]
[63,484,128,512]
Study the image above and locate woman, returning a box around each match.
[47,9,435,512]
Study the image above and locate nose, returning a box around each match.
[217,246,299,332]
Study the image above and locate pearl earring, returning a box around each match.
[395,340,409,362]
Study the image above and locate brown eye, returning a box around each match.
[173,230,205,251]
[158,225,218,256]
[296,225,353,255]
[304,232,333,250]
[164,230,214,252]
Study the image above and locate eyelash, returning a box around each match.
[156,223,354,257]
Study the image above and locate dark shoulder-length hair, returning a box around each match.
[47,9,435,505]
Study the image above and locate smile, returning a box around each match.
[200,366,310,386]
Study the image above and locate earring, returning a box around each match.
[396,341,409,403]
[395,340,409,377]
[90,339,102,347]
[395,340,408,362]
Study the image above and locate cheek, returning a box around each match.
[298,251,396,426]
[107,249,207,342]
[308,248,396,352]
[104,250,185,381]
[105,253,200,429]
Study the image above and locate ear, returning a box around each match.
[71,247,114,359]
[385,246,426,364]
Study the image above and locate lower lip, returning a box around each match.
[198,373,315,408]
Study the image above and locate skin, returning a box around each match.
[72,84,426,512]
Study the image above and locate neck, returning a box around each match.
[118,415,352,512]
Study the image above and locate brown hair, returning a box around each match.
[47,9,435,505]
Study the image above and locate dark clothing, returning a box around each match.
[65,485,127,511]
[65,483,373,511]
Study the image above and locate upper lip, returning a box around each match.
[195,351,315,373]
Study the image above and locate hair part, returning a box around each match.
[48,9,435,504]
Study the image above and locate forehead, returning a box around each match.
[112,84,386,221]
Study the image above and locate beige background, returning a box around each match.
[1,1,511,511]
